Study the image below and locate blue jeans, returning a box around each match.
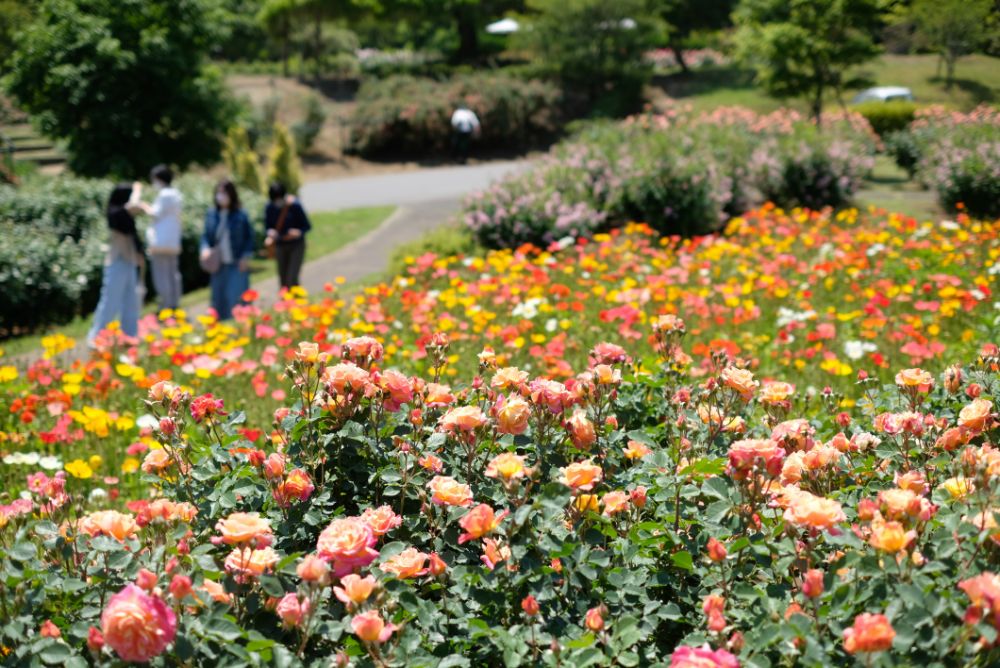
[210,263,249,320]
[88,259,140,343]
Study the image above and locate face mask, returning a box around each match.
[216,193,230,208]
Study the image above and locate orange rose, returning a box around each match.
[481,538,511,571]
[721,367,758,401]
[491,367,529,391]
[623,440,652,460]
[198,579,232,605]
[782,491,845,532]
[141,449,173,474]
[316,517,379,576]
[321,363,371,395]
[560,460,603,492]
[342,336,384,363]
[652,314,685,333]
[959,399,992,432]
[495,395,531,435]
[224,547,278,583]
[351,610,394,644]
[895,367,933,392]
[334,573,377,606]
[296,554,331,584]
[381,547,429,579]
[295,342,320,365]
[427,476,474,507]
[485,452,527,482]
[868,519,916,554]
[424,383,455,407]
[760,381,795,405]
[214,512,272,547]
[967,509,1000,545]
[81,510,138,542]
[601,491,630,516]
[458,504,508,543]
[565,409,597,450]
[843,613,895,654]
[727,439,785,480]
[360,505,403,537]
[439,405,488,433]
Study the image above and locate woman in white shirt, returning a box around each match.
[131,165,183,311]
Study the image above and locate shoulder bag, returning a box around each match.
[266,203,291,260]
[199,214,226,274]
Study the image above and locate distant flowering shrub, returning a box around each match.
[464,106,877,247]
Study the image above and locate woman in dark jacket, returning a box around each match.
[263,181,311,289]
[87,184,145,346]
[200,179,254,320]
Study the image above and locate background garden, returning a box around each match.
[1,0,999,666]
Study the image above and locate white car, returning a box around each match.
[851,86,915,104]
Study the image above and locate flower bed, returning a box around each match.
[463,107,878,248]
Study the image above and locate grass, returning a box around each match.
[654,53,1000,113]
[0,206,394,360]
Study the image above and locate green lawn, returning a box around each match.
[655,53,1000,113]
[1,206,394,359]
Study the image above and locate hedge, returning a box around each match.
[345,73,563,157]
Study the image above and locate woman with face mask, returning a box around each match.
[263,181,311,290]
[200,179,254,320]
[130,164,183,311]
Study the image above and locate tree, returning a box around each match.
[519,0,663,115]
[224,126,265,194]
[383,0,524,62]
[911,0,993,88]
[258,0,299,77]
[0,0,37,66]
[734,0,884,123]
[5,0,237,177]
[267,122,302,194]
[654,0,736,72]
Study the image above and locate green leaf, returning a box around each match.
[671,550,693,571]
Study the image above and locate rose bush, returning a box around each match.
[0,322,998,665]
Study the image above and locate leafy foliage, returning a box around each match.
[267,122,303,195]
[4,0,238,177]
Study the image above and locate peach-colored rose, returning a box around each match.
[623,440,652,460]
[802,568,824,599]
[771,419,815,451]
[843,613,895,654]
[967,509,1000,545]
[322,363,371,395]
[439,405,488,432]
[495,395,531,435]
[297,554,331,584]
[148,380,181,402]
[780,451,805,485]
[936,426,971,451]
[224,547,279,582]
[381,547,429,579]
[334,574,377,606]
[601,491,630,516]
[894,470,929,496]
[727,439,785,480]
[589,364,622,386]
[868,519,916,554]
[529,378,574,414]
[351,610,395,643]
[481,538,511,571]
[959,399,992,432]
[485,452,527,482]
[214,512,272,547]
[276,593,310,628]
[565,409,597,450]
[878,488,934,522]
[316,517,379,576]
[198,579,232,605]
[585,606,605,631]
[424,383,455,407]
[295,341,320,364]
[342,336,384,363]
[361,505,403,537]
[141,449,172,474]
[263,452,286,480]
[759,381,795,405]
[559,460,603,492]
[652,314,685,333]
[492,367,529,391]
[801,444,841,472]
[458,504,508,543]
[721,367,757,401]
[895,367,933,392]
[418,454,444,473]
[101,584,176,663]
[80,510,139,542]
[669,645,739,667]
[782,491,845,532]
[377,369,413,411]
[427,476,474,507]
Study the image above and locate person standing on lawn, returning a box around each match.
[450,104,480,164]
[263,181,311,290]
[131,164,182,311]
[87,183,145,346]
[200,179,254,320]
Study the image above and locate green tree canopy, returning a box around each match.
[734,0,885,122]
[654,0,736,72]
[4,0,237,177]
[911,0,994,87]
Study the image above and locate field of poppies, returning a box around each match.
[0,203,998,666]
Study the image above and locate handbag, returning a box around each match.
[265,203,291,260]
[199,214,226,274]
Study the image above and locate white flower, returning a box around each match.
[136,414,159,431]
[843,340,877,361]
[3,452,40,466]
[940,220,960,231]
[38,456,62,471]
[866,243,885,257]
[545,318,558,333]
[89,488,107,502]
[512,298,543,320]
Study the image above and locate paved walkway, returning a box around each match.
[188,160,531,314]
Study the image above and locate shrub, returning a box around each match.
[291,95,327,154]
[464,106,878,247]
[884,129,922,177]
[223,126,265,194]
[853,100,918,136]
[345,73,563,158]
[267,122,303,195]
